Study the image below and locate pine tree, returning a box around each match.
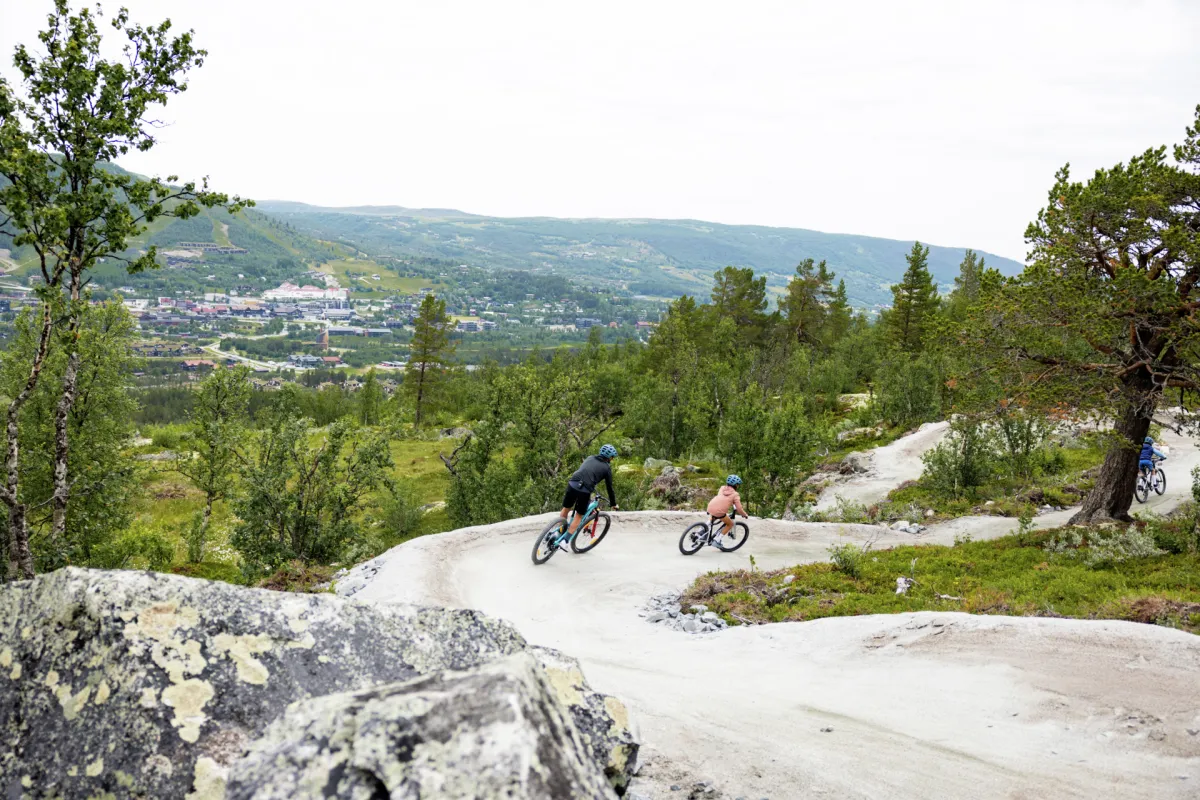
[406,294,454,426]
[887,241,939,355]
[709,266,768,345]
[780,259,833,347]
[946,249,985,320]
[825,279,852,346]
[358,368,383,426]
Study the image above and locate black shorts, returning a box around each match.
[562,484,591,516]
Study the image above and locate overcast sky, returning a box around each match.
[2,1,1199,261]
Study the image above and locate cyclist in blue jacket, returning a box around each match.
[1139,436,1166,476]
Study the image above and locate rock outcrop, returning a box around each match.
[227,653,616,799]
[0,567,640,799]
[0,568,524,799]
[531,647,639,793]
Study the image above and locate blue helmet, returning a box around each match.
[599,444,618,459]
[726,474,742,487]
[1144,436,1154,444]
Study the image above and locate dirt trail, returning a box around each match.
[816,421,949,511]
[348,427,1200,799]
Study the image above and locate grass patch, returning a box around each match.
[684,527,1200,634]
[319,258,442,296]
[882,438,1105,521]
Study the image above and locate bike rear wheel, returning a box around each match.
[571,513,611,553]
[716,522,750,552]
[1153,468,1167,496]
[1134,475,1149,504]
[679,523,708,556]
[532,519,566,565]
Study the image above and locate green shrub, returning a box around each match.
[828,542,863,578]
[920,418,996,499]
[89,524,175,571]
[1046,525,1164,567]
[147,423,187,451]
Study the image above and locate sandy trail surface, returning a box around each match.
[816,421,949,511]
[349,427,1200,799]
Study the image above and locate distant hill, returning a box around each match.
[256,201,1025,307]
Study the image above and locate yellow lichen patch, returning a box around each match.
[67,766,78,777]
[61,685,92,721]
[94,680,111,705]
[150,638,207,684]
[139,687,158,708]
[161,678,214,743]
[603,695,630,733]
[286,632,316,650]
[184,757,228,800]
[20,776,31,789]
[10,663,21,680]
[20,626,31,639]
[0,647,11,669]
[86,758,104,777]
[210,633,274,685]
[286,615,309,634]
[123,602,199,642]
[542,666,585,707]
[45,670,60,689]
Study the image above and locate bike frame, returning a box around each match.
[552,495,601,548]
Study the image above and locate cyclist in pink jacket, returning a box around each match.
[707,475,745,541]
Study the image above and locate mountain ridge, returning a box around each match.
[255,200,1025,307]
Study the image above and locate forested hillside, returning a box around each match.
[256,201,1025,306]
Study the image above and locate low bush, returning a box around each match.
[88,523,175,571]
[683,527,1200,633]
[827,542,864,578]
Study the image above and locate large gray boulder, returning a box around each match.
[227,653,616,799]
[0,568,524,799]
[839,451,872,475]
[531,647,639,794]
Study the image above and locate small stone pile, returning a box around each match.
[640,592,728,634]
[885,519,928,535]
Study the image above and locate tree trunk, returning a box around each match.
[414,363,427,426]
[51,282,84,546]
[1068,390,1154,525]
[4,306,54,580]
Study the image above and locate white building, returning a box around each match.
[263,282,349,302]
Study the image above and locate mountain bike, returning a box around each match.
[679,511,749,555]
[1134,458,1166,504]
[531,495,612,565]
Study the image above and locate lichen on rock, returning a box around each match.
[226,653,617,799]
[0,567,525,799]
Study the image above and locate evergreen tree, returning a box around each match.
[946,249,986,320]
[886,241,939,355]
[780,259,834,347]
[406,293,454,426]
[358,368,383,426]
[825,279,853,347]
[962,107,1200,523]
[709,266,768,346]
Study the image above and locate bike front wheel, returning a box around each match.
[1134,476,1149,504]
[1153,468,1167,496]
[532,519,565,565]
[572,513,611,554]
[716,522,750,552]
[679,523,708,556]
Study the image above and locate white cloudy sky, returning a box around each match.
[2,1,1199,261]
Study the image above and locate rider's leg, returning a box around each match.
[720,515,733,537]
